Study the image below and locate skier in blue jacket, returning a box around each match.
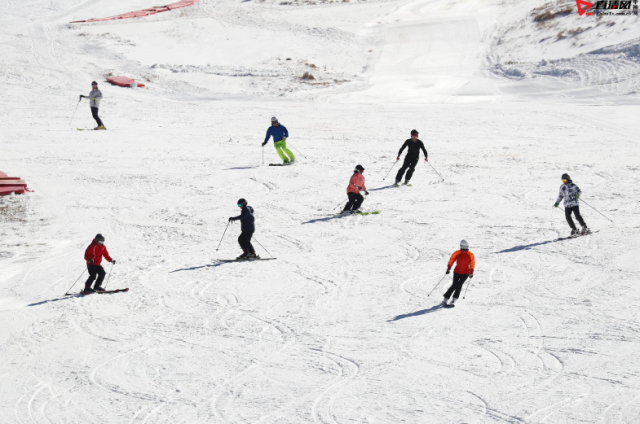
[229,198,257,260]
[262,116,295,164]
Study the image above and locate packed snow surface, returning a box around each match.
[1,0,640,422]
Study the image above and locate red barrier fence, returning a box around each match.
[70,0,202,23]
[0,171,29,196]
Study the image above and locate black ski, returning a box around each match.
[556,230,598,241]
[216,258,277,262]
[269,163,293,166]
[77,288,129,295]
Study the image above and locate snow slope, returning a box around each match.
[1,0,640,423]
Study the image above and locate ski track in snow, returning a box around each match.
[1,0,640,422]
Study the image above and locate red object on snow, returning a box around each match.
[106,76,146,88]
[70,0,201,23]
[0,171,29,196]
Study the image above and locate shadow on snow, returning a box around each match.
[492,238,563,253]
[170,262,227,273]
[302,215,344,224]
[388,304,444,321]
[28,295,82,307]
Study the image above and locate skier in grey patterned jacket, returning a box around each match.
[554,173,590,236]
[79,81,105,130]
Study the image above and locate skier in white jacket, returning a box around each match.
[79,81,105,130]
[554,173,590,236]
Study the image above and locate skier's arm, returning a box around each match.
[397,140,408,158]
[93,91,102,101]
[263,128,272,145]
[282,125,289,139]
[469,253,475,276]
[84,245,96,264]
[420,142,428,160]
[447,251,459,272]
[575,185,582,199]
[103,247,113,263]
[554,187,564,206]
[362,177,367,192]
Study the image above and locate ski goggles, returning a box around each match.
[97,240,104,245]
[562,179,568,183]
[237,204,243,207]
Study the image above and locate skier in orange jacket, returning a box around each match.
[341,164,369,214]
[442,240,474,308]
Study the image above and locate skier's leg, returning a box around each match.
[452,274,469,299]
[274,141,290,162]
[353,193,364,210]
[237,233,249,257]
[94,266,106,289]
[280,140,296,161]
[443,282,455,299]
[343,192,357,211]
[574,206,587,227]
[395,157,410,182]
[245,231,255,254]
[564,207,577,230]
[405,158,417,182]
[91,107,103,127]
[84,265,97,290]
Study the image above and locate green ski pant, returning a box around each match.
[274,140,295,162]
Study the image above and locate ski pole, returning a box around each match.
[382,161,398,180]
[427,161,445,181]
[463,277,473,299]
[252,236,274,257]
[287,141,306,158]
[334,198,348,210]
[104,262,115,290]
[580,198,614,223]
[65,268,87,295]
[216,221,231,251]
[262,145,264,166]
[69,99,81,126]
[427,273,447,297]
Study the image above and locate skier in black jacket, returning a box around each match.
[229,198,256,260]
[395,129,428,186]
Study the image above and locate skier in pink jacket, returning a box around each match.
[342,165,369,214]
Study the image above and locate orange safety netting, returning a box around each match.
[70,0,201,23]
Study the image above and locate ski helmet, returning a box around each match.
[95,233,105,242]
[411,129,419,136]
[460,240,469,250]
[561,173,570,181]
[91,81,98,85]
[271,116,278,123]
[355,164,365,172]
[237,198,247,207]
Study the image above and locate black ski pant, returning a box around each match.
[343,192,364,212]
[91,107,103,127]
[565,206,586,230]
[85,264,106,289]
[238,231,255,253]
[396,156,418,182]
[444,273,469,300]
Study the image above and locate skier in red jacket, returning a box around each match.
[342,164,369,214]
[441,240,475,308]
[83,234,116,293]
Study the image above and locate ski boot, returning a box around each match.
[570,228,580,237]
[394,180,401,187]
[246,253,258,260]
[340,210,353,215]
[580,226,591,235]
[440,297,449,307]
[83,285,96,294]
[236,250,249,260]
[94,285,105,292]
[446,298,457,308]
[94,125,106,130]
[403,180,411,186]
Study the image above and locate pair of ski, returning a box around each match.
[336,211,381,216]
[79,287,129,296]
[216,257,276,263]
[76,128,107,131]
[556,230,598,241]
[269,162,294,167]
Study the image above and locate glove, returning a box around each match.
[576,194,580,199]
[469,273,473,279]
[553,203,559,208]
[88,260,93,265]
[228,217,234,222]
[262,142,267,147]
[112,260,116,264]
[425,157,428,162]
[92,97,96,101]
[446,269,450,274]
[396,157,400,161]
[365,191,369,196]
[79,95,84,100]
[282,137,287,141]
